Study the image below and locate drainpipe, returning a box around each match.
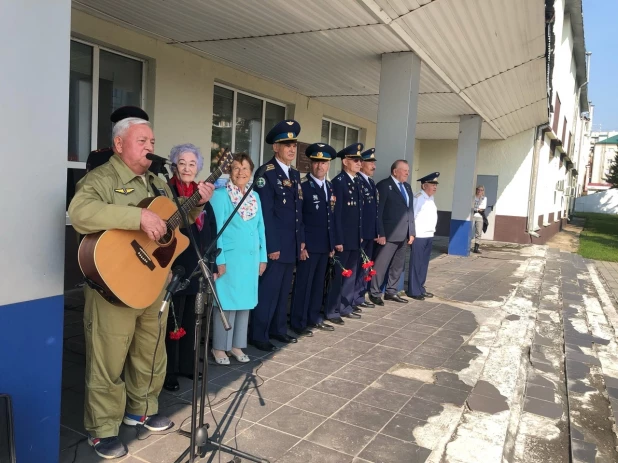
[527,124,550,238]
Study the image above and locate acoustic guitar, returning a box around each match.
[78,153,233,309]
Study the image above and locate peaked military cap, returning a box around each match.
[110,106,149,123]
[361,148,376,162]
[305,143,336,161]
[337,143,364,160]
[265,120,301,144]
[418,172,440,184]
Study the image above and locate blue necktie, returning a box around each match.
[398,182,408,206]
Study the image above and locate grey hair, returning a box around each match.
[112,117,151,140]
[169,143,204,173]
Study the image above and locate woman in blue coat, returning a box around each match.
[210,153,267,364]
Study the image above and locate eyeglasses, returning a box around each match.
[349,158,362,163]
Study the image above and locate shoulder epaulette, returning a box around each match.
[301,177,308,183]
[414,192,422,198]
[265,164,275,171]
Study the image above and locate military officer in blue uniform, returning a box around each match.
[352,148,379,310]
[407,172,439,300]
[325,143,364,324]
[252,120,304,351]
[290,143,337,336]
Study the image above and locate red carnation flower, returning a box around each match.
[364,276,372,282]
[362,262,372,269]
[342,269,353,278]
[369,269,377,276]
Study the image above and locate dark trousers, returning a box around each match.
[370,241,406,297]
[290,252,329,330]
[353,239,374,305]
[325,249,359,319]
[408,237,433,296]
[251,261,294,342]
[166,294,199,378]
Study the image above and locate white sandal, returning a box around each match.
[228,350,250,363]
[211,349,230,365]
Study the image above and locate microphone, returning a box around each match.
[146,153,176,167]
[160,266,185,313]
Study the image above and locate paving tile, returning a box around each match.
[241,360,291,378]
[566,360,590,381]
[381,413,426,443]
[571,439,597,463]
[390,329,431,343]
[260,405,326,437]
[355,386,411,412]
[249,379,307,403]
[216,393,285,423]
[434,372,473,392]
[467,393,509,414]
[332,401,395,431]
[415,384,468,406]
[334,338,378,354]
[296,356,346,376]
[441,351,477,371]
[361,324,397,336]
[273,367,329,388]
[306,419,375,456]
[317,347,363,363]
[269,350,312,366]
[379,336,422,351]
[277,440,354,463]
[223,423,300,461]
[287,389,349,417]
[348,330,390,344]
[423,335,464,350]
[372,373,425,396]
[565,350,602,366]
[472,380,504,400]
[414,343,458,359]
[526,384,555,403]
[523,397,562,419]
[332,365,383,386]
[399,323,440,335]
[413,317,447,328]
[359,433,431,463]
[312,377,368,399]
[404,352,446,369]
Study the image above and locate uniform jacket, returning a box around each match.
[357,173,379,240]
[210,187,267,310]
[68,154,203,235]
[299,174,335,254]
[376,176,416,242]
[255,157,303,263]
[331,171,363,251]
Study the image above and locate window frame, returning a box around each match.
[321,117,361,147]
[68,37,147,169]
[213,83,287,166]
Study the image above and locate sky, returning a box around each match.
[583,0,618,132]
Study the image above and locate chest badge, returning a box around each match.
[282,179,292,187]
[114,188,135,195]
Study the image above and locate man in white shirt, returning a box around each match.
[406,172,439,300]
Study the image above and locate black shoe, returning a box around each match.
[343,312,361,319]
[163,374,179,392]
[369,295,384,306]
[384,294,408,303]
[359,301,375,308]
[473,243,481,254]
[251,340,279,352]
[405,293,425,301]
[292,328,314,337]
[422,292,434,298]
[352,306,363,313]
[123,413,174,431]
[309,322,335,331]
[327,317,345,325]
[88,436,128,460]
[271,334,298,344]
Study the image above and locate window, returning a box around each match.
[321,119,360,178]
[552,94,561,135]
[67,39,145,165]
[210,84,286,173]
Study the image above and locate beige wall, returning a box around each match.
[416,130,535,216]
[71,9,376,178]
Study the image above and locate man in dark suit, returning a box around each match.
[352,148,379,310]
[252,120,303,351]
[290,143,337,336]
[325,143,364,324]
[369,159,415,306]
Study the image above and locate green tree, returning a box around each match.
[605,151,618,189]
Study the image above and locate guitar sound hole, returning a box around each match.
[157,227,173,246]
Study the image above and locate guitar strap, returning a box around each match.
[150,179,161,198]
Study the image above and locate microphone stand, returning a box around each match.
[161,165,268,463]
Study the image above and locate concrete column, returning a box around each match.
[448,115,483,256]
[374,52,421,181]
[0,1,70,461]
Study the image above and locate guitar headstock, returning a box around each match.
[218,152,235,175]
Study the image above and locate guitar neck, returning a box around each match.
[167,167,224,229]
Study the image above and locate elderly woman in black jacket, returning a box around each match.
[163,143,217,391]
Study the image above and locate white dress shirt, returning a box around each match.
[310,174,328,197]
[391,175,408,206]
[474,196,487,218]
[413,190,438,238]
[275,157,290,178]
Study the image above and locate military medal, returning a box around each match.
[283,199,287,204]
[282,179,292,187]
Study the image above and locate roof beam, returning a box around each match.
[357,0,507,139]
